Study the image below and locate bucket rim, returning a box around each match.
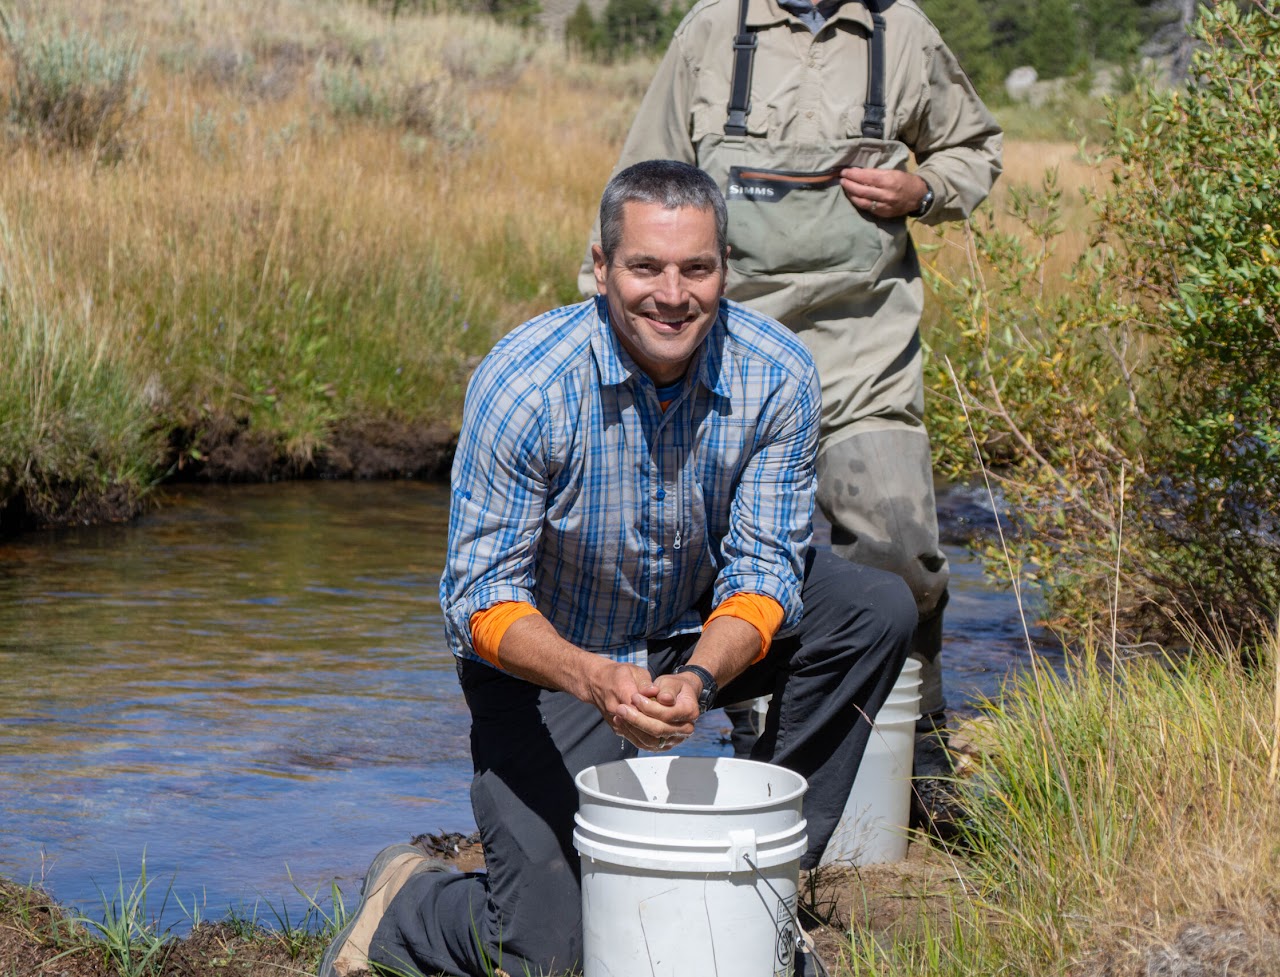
[575,755,808,811]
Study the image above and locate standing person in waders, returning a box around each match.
[580,0,1003,800]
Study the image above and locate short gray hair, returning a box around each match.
[599,159,728,265]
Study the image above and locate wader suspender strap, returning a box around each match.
[722,0,888,140]
[724,0,756,137]
[861,0,888,139]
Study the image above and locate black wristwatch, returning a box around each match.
[913,180,935,218]
[673,664,717,715]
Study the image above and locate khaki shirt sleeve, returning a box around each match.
[577,40,698,297]
[903,38,1003,226]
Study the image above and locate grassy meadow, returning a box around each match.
[0,0,642,526]
[0,0,1105,529]
[3,1,1279,976]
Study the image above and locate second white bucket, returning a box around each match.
[574,755,808,977]
[819,657,922,866]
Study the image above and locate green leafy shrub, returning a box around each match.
[439,25,536,84]
[920,0,1002,100]
[928,0,1280,642]
[315,60,386,119]
[0,9,145,157]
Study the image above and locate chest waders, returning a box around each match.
[699,0,910,281]
[703,0,951,732]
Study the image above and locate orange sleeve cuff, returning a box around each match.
[469,601,539,668]
[705,593,785,664]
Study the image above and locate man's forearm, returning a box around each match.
[495,612,609,701]
[682,615,763,690]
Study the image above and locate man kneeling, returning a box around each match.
[319,159,914,977]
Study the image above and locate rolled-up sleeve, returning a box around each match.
[439,355,550,661]
[714,361,821,635]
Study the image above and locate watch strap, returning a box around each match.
[673,664,717,714]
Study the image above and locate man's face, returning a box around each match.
[592,201,727,387]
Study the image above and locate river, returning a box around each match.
[0,480,1059,932]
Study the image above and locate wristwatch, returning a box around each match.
[913,180,935,218]
[673,664,717,715]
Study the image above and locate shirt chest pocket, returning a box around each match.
[687,416,757,541]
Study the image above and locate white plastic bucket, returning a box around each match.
[574,755,808,977]
[819,657,922,866]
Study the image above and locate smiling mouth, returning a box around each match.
[643,312,694,329]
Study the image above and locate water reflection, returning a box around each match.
[0,480,1059,932]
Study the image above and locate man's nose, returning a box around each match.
[654,266,688,305]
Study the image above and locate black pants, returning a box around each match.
[369,550,914,977]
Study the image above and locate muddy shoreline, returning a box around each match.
[0,413,1004,543]
[0,837,968,977]
[0,414,459,538]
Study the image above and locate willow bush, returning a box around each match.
[927,0,1280,642]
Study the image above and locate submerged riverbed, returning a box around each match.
[0,481,1059,933]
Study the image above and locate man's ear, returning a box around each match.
[719,247,731,296]
[591,244,608,295]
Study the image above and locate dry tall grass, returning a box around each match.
[0,0,651,502]
[0,0,1100,506]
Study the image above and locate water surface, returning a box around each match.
[0,481,1058,931]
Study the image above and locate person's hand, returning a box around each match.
[582,660,658,725]
[840,168,929,220]
[601,669,700,752]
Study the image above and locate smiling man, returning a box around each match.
[318,160,914,977]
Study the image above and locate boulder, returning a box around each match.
[1005,65,1039,102]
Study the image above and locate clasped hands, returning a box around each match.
[589,661,703,752]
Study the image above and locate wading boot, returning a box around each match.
[910,719,964,842]
[318,844,449,977]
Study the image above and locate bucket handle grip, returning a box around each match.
[727,828,757,868]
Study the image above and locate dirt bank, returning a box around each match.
[0,838,968,977]
[0,413,458,538]
[13,832,1274,977]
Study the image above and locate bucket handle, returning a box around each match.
[742,853,833,977]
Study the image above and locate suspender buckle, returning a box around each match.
[862,106,885,140]
[725,109,750,137]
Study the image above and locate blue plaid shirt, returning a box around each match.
[440,295,821,668]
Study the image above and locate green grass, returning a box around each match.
[828,629,1280,976]
[69,855,174,977]
[0,213,161,520]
